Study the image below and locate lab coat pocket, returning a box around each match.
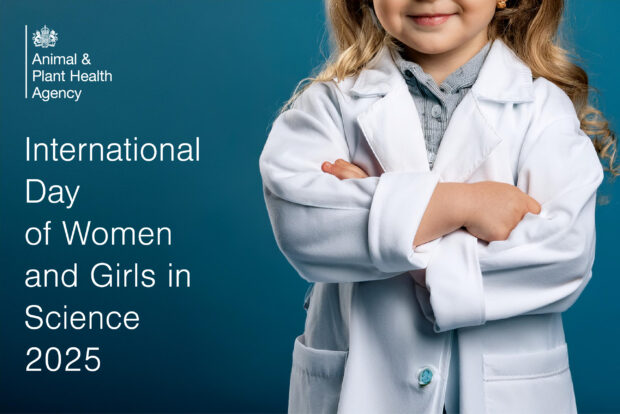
[482,343,577,414]
[288,333,348,414]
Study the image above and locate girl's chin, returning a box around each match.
[402,39,459,56]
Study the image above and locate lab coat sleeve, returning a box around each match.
[417,94,605,333]
[259,81,441,283]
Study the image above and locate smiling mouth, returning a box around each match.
[409,13,455,26]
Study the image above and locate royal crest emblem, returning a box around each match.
[32,25,58,48]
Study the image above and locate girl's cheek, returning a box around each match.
[457,0,496,11]
[458,0,498,24]
[373,0,411,33]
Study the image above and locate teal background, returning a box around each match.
[0,0,617,412]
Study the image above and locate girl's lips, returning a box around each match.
[409,13,455,26]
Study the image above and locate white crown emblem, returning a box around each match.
[32,25,58,48]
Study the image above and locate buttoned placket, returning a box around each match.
[402,65,474,169]
[395,42,491,171]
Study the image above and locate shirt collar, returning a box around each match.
[393,41,491,95]
[347,38,534,103]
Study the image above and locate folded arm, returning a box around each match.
[259,82,443,283]
[418,108,605,333]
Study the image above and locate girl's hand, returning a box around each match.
[321,159,369,179]
[463,181,542,243]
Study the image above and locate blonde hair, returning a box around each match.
[277,0,618,180]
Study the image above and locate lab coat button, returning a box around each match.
[418,367,433,386]
[431,105,442,118]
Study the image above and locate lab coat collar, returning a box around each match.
[349,38,534,103]
[353,38,533,181]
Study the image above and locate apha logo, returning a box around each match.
[32,25,58,48]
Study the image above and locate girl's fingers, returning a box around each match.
[322,161,355,179]
[322,159,369,179]
[527,196,542,214]
[334,159,369,177]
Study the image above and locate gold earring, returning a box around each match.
[497,0,507,8]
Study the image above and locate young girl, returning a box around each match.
[259,0,617,413]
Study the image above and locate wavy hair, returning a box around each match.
[277,0,618,180]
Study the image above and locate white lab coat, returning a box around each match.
[259,38,604,414]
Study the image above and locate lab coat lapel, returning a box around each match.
[351,39,534,181]
[430,92,502,181]
[356,82,430,174]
